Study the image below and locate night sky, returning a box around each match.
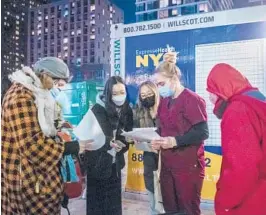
[111,0,135,24]
[51,0,136,24]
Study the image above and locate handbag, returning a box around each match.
[63,156,84,199]
[153,150,165,214]
[58,130,84,199]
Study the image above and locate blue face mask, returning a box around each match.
[50,88,61,99]
[50,88,71,114]
[158,85,175,98]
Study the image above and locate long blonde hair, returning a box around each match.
[136,81,160,127]
[156,45,181,80]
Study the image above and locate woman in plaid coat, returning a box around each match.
[1,57,75,215]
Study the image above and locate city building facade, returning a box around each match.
[27,0,124,79]
[2,0,49,77]
[135,0,234,22]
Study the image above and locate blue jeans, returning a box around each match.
[147,190,160,215]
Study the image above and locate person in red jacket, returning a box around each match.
[207,63,266,215]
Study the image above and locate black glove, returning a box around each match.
[64,141,80,156]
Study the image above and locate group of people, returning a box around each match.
[1,49,266,215]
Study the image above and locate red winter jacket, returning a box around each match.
[207,63,266,215]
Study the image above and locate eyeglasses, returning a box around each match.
[54,79,67,87]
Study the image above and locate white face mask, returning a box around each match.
[112,95,126,106]
[209,92,218,105]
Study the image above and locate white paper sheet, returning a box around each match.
[135,141,157,153]
[121,127,160,142]
[73,109,105,150]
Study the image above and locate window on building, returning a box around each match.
[172,0,182,5]
[90,56,95,63]
[77,14,82,21]
[103,51,105,57]
[147,11,157,20]
[76,58,81,66]
[160,0,169,8]
[172,9,178,16]
[84,43,88,49]
[98,27,100,34]
[91,42,95,49]
[136,3,145,12]
[64,10,69,17]
[98,56,100,63]
[77,29,82,35]
[84,7,88,13]
[51,7,55,13]
[70,16,75,22]
[90,5,95,11]
[98,0,100,5]
[84,28,88,34]
[77,37,81,42]
[90,20,96,25]
[159,10,168,19]
[102,9,105,15]
[181,5,197,15]
[57,46,61,52]
[71,37,74,43]
[136,14,143,22]
[64,23,68,31]
[199,3,208,13]
[84,36,88,42]
[77,1,81,7]
[84,50,88,56]
[90,49,95,56]
[90,35,95,40]
[147,1,158,10]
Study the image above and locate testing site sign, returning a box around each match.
[111,5,266,201]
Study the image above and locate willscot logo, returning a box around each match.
[168,16,214,28]
[114,40,121,76]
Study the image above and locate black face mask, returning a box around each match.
[141,95,155,108]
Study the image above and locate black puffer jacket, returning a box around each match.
[76,95,133,179]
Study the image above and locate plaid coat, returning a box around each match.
[1,83,64,215]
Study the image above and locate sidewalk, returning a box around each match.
[61,198,215,215]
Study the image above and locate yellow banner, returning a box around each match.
[125,145,146,193]
[201,151,222,200]
[125,147,222,200]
